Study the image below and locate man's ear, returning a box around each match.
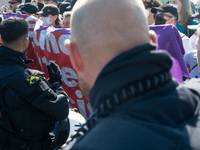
[64,39,83,72]
[22,37,29,48]
[149,30,157,44]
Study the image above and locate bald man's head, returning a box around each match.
[71,0,151,65]
[65,0,156,99]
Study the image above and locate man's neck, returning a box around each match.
[2,43,21,52]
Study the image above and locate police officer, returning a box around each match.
[0,17,69,150]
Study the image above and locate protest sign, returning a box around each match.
[33,26,93,119]
[3,13,94,119]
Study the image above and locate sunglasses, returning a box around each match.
[8,1,18,4]
[21,11,28,14]
[154,14,173,20]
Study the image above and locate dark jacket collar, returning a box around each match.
[0,45,31,65]
[89,43,173,110]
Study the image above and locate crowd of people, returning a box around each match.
[0,0,75,28]
[0,0,82,149]
[0,0,199,78]
[1,0,200,149]
[144,0,200,79]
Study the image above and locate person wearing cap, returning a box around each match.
[151,4,178,25]
[37,4,62,28]
[9,0,22,11]
[16,2,39,15]
[45,0,58,6]
[168,0,198,37]
[142,0,161,25]
[152,4,194,55]
[152,4,197,76]
[1,0,22,13]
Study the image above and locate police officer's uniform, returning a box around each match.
[0,45,69,150]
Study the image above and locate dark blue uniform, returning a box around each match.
[65,44,200,150]
[0,45,69,149]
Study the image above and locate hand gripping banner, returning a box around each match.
[3,13,94,119]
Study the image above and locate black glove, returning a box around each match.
[47,62,62,85]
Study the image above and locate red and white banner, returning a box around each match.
[3,13,94,119]
[24,15,41,71]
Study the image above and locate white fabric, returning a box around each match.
[183,49,200,77]
[179,32,194,54]
[182,36,194,54]
[189,34,197,50]
[68,109,86,140]
[145,9,150,18]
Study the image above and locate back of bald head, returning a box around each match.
[71,0,150,65]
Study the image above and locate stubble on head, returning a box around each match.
[77,72,91,100]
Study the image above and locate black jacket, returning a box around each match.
[0,45,69,149]
[65,43,200,150]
